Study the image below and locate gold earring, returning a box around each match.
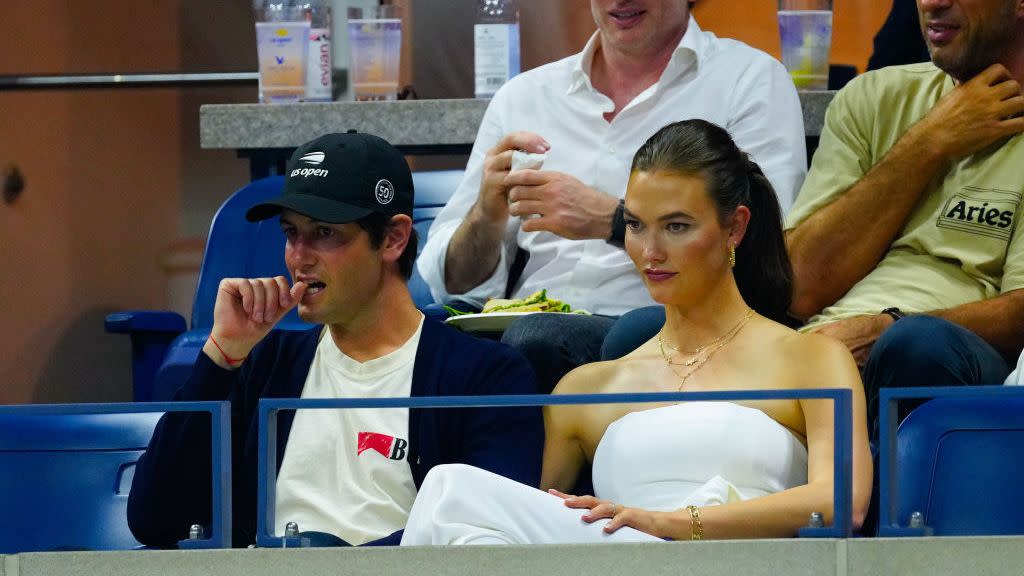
[729,245,736,268]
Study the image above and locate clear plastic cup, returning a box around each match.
[253,3,310,104]
[346,5,402,101]
[777,0,833,91]
[251,2,307,103]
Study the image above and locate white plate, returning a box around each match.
[444,311,537,333]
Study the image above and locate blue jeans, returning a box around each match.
[600,306,665,360]
[502,313,617,394]
[863,315,1009,439]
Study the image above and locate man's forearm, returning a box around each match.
[930,290,1024,357]
[790,66,1024,319]
[443,203,508,294]
[787,126,947,318]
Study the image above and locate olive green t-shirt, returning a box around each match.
[786,63,1024,331]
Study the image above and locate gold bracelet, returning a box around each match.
[685,505,704,540]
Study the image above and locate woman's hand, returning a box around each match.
[548,489,668,537]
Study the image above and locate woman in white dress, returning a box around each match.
[401,120,873,545]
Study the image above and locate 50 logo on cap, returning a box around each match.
[375,179,394,205]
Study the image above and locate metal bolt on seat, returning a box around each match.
[909,511,925,528]
[808,512,824,528]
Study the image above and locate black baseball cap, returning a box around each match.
[246,131,414,223]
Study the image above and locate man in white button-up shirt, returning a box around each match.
[418,0,806,392]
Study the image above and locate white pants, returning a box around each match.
[400,464,662,545]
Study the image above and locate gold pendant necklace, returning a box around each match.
[659,310,747,356]
[657,308,753,390]
[657,308,753,365]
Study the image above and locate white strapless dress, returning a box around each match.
[400,402,808,545]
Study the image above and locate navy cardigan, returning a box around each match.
[128,319,544,548]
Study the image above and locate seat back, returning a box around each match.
[149,170,462,401]
[896,396,1024,535]
[0,412,163,552]
[191,175,298,330]
[410,169,464,307]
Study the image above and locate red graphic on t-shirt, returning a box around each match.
[357,432,395,457]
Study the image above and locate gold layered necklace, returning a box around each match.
[657,308,754,390]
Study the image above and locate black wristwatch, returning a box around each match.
[881,307,906,322]
[607,199,626,248]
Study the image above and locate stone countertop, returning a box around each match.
[200,91,834,151]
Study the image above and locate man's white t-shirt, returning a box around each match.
[275,317,423,545]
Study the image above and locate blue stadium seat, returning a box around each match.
[0,412,162,552]
[107,170,463,402]
[892,395,1024,535]
[408,169,463,306]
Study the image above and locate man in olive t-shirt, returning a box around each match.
[785,0,1024,431]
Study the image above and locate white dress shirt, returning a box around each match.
[417,17,806,315]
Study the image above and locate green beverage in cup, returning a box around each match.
[778,0,833,91]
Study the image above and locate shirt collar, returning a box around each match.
[568,15,706,95]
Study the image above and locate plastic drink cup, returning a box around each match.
[254,4,310,104]
[778,0,833,91]
[347,6,402,101]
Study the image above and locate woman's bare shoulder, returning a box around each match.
[552,360,622,395]
[777,329,860,389]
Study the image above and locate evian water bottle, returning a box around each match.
[303,0,332,101]
[475,0,520,99]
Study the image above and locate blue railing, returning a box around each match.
[256,389,853,547]
[0,401,233,549]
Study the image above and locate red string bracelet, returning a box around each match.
[209,335,247,366]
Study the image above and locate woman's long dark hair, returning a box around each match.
[630,119,794,325]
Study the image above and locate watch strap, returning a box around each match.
[881,307,906,322]
[607,199,626,248]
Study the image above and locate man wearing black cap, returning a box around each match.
[128,132,543,548]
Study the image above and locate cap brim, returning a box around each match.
[246,195,376,224]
